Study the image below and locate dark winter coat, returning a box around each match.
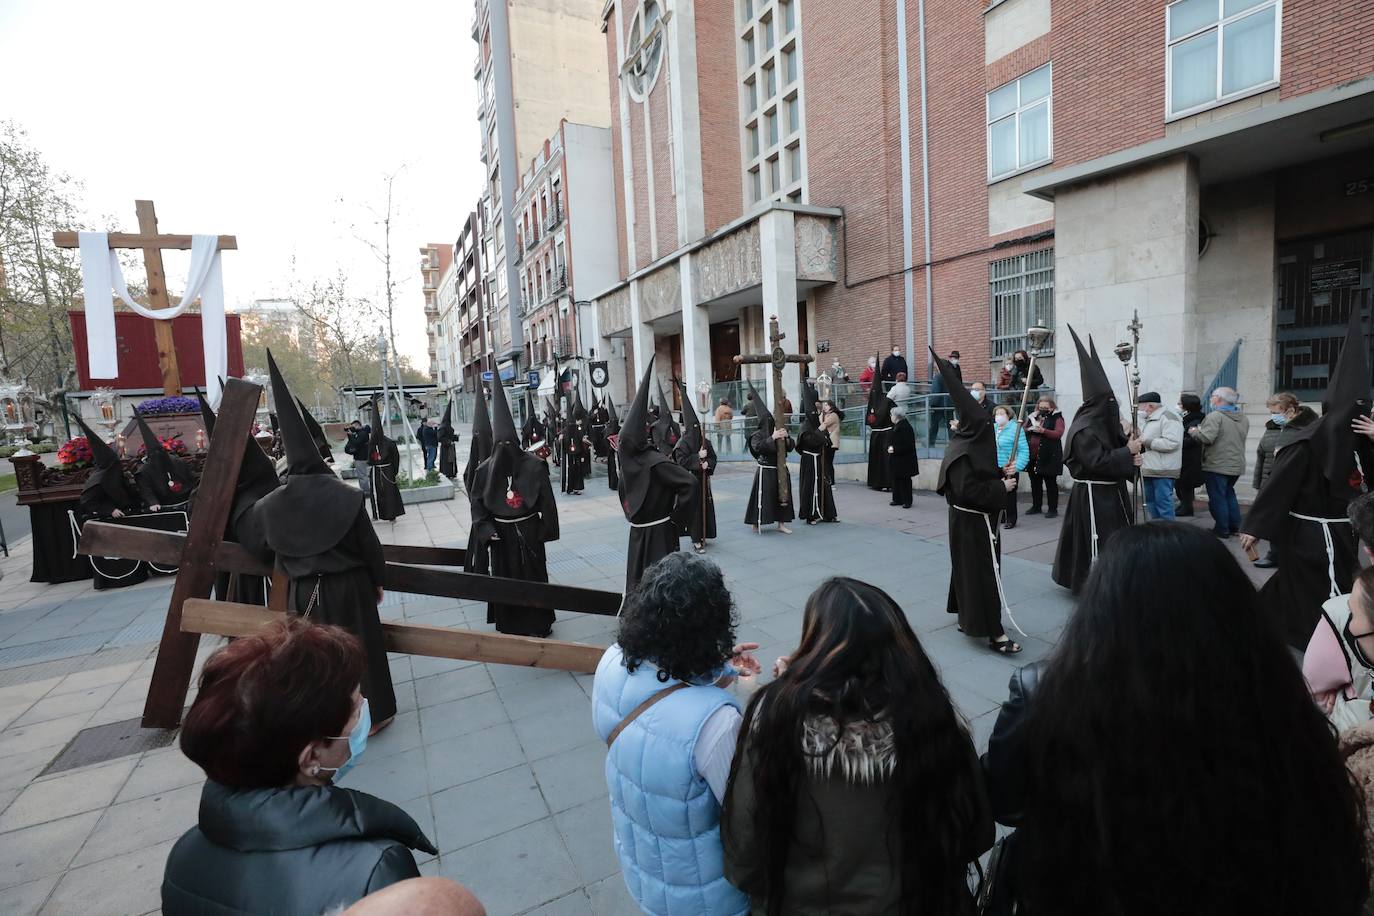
[1178,409,1205,488]
[1024,410,1064,479]
[1254,406,1317,489]
[162,780,436,915]
[889,417,918,478]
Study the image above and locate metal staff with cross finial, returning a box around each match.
[733,314,814,504]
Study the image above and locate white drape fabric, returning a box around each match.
[78,232,228,405]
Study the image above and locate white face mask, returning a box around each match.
[995,414,1008,427]
[1138,409,1151,421]
[891,350,900,357]
[973,389,985,401]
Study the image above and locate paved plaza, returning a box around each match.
[0,464,1257,915]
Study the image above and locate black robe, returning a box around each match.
[240,482,396,723]
[889,418,919,479]
[1243,440,1359,649]
[439,438,458,480]
[674,439,717,544]
[607,449,619,491]
[467,459,560,636]
[623,461,696,592]
[78,467,150,590]
[1051,427,1134,593]
[369,440,406,521]
[745,433,796,525]
[943,457,1008,637]
[797,428,837,523]
[866,399,894,490]
[560,426,588,493]
[589,408,610,457]
[136,459,197,510]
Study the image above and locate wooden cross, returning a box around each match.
[54,199,237,397]
[733,314,813,504]
[76,377,622,728]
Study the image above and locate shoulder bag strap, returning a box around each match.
[606,682,690,748]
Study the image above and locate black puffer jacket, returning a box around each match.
[163,780,437,915]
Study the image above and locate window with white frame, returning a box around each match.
[739,0,805,204]
[986,64,1052,182]
[1166,0,1279,118]
[989,249,1054,360]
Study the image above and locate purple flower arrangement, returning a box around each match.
[134,396,201,416]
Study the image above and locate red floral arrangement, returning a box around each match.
[137,436,189,458]
[56,436,95,468]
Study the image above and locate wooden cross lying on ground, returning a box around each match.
[77,380,620,730]
[734,314,814,503]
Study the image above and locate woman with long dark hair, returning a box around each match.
[1009,522,1367,915]
[722,578,992,915]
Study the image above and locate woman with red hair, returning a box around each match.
[162,618,436,914]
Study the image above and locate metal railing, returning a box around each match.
[545,202,563,232]
[1202,339,1242,413]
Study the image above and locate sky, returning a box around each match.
[0,0,483,367]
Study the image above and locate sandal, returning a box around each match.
[989,636,1022,655]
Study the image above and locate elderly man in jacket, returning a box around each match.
[1189,386,1251,538]
[1136,392,1183,520]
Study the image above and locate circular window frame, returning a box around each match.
[625,0,665,102]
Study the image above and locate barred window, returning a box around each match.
[990,249,1054,360]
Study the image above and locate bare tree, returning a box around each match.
[289,265,373,412]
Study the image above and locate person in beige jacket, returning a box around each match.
[1188,387,1250,538]
[819,400,841,483]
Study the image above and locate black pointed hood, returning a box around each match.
[616,359,675,519]
[866,351,892,429]
[1069,325,1115,404]
[294,397,332,463]
[572,388,588,424]
[438,402,455,442]
[478,381,543,513]
[489,383,518,446]
[267,349,330,477]
[932,349,998,494]
[748,380,774,435]
[74,413,120,471]
[800,380,821,436]
[1064,324,1127,461]
[1282,308,1373,497]
[191,385,277,527]
[135,414,197,501]
[605,395,620,435]
[75,413,136,509]
[652,377,680,455]
[195,387,216,437]
[367,397,385,449]
[464,390,493,491]
[675,381,704,456]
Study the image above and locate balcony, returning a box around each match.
[551,335,575,359]
[544,201,563,232]
[549,266,568,297]
[524,231,539,252]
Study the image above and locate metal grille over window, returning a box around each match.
[740,0,805,204]
[990,249,1055,361]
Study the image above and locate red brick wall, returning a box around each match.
[650,73,679,258]
[1279,0,1374,97]
[605,15,631,280]
[697,0,744,235]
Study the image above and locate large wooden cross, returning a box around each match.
[54,199,237,397]
[76,380,622,729]
[733,314,813,504]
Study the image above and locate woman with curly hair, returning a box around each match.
[722,577,992,915]
[592,552,761,916]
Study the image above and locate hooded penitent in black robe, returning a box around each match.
[797,382,837,523]
[865,353,893,490]
[367,398,406,522]
[466,381,560,636]
[933,351,1011,639]
[296,397,334,464]
[239,351,395,723]
[618,360,697,591]
[464,391,494,493]
[72,415,149,589]
[196,390,280,605]
[134,415,199,510]
[589,399,611,457]
[672,381,717,547]
[653,379,681,456]
[1051,328,1135,593]
[604,397,621,492]
[1244,310,1372,649]
[560,392,591,494]
[745,382,796,526]
[437,402,459,480]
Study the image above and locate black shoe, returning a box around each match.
[1044,510,1057,519]
[1003,522,1016,530]
[1253,557,1277,569]
[1027,507,1042,515]
[1176,510,1194,517]
[889,502,900,506]
[902,503,912,509]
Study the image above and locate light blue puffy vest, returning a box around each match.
[591,645,750,916]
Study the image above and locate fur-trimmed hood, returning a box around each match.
[800,713,897,784]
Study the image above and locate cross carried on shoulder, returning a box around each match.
[734,314,813,504]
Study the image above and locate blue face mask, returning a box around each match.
[1270,413,1287,426]
[319,698,370,782]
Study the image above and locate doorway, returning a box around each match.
[1275,227,1373,398]
[710,320,740,383]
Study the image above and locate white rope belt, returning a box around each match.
[629,516,672,528]
[1289,511,1352,598]
[1078,479,1124,564]
[951,503,1026,638]
[804,452,822,517]
[495,513,536,524]
[68,509,149,580]
[870,426,892,433]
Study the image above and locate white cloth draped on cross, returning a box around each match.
[77,231,228,405]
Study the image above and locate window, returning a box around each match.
[989,249,1054,360]
[739,0,806,204]
[626,0,666,100]
[1166,0,1279,118]
[986,64,1052,182]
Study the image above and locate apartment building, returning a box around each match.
[582,0,1373,434]
[420,242,455,383]
[472,0,613,385]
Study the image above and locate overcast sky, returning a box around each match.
[0,0,484,366]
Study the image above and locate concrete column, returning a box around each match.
[1053,154,1199,419]
[760,208,801,410]
[628,279,655,381]
[678,252,713,415]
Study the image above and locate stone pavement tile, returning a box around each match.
[969,708,1001,755]
[0,810,102,890]
[409,654,478,680]
[387,655,414,686]
[44,661,141,698]
[115,748,204,804]
[531,741,606,814]
[497,673,588,721]
[488,661,562,688]
[71,781,199,868]
[414,665,495,709]
[41,838,173,916]
[0,747,64,794]
[526,890,594,915]
[512,703,598,762]
[553,797,619,886]
[11,683,120,729]
[439,819,581,916]
[585,872,641,916]
[418,691,510,744]
[0,757,136,833]
[393,679,418,716]
[367,710,423,758]
[426,722,526,794]
[104,675,153,708]
[0,874,59,916]
[337,741,430,803]
[431,764,549,854]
